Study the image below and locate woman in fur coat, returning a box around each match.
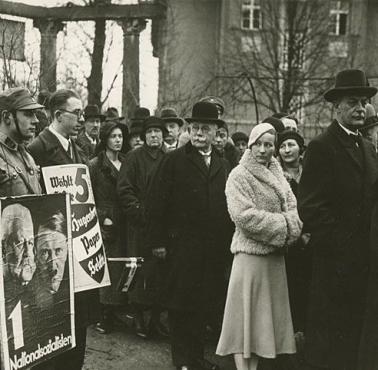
[216,123,303,370]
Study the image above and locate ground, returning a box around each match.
[83,321,236,370]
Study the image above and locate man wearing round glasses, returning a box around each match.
[29,89,87,167]
[28,89,94,370]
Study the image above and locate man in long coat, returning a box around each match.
[117,116,167,338]
[297,69,378,370]
[28,89,98,370]
[146,101,233,370]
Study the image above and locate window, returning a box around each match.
[282,31,305,71]
[329,1,349,35]
[241,0,262,30]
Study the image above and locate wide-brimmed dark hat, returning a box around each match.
[84,104,105,121]
[185,101,225,127]
[104,107,125,123]
[130,107,150,125]
[141,116,168,141]
[160,107,185,126]
[96,120,129,154]
[323,69,377,102]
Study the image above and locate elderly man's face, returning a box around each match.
[145,127,163,149]
[3,218,35,285]
[336,95,368,130]
[36,231,68,293]
[164,122,181,145]
[189,122,217,152]
[84,117,101,139]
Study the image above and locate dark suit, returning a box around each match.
[146,142,233,366]
[28,127,98,370]
[297,120,378,370]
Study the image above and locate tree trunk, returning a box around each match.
[87,1,108,107]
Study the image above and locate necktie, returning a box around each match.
[201,152,211,168]
[67,141,72,159]
[349,133,361,148]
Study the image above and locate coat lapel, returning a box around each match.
[39,128,72,164]
[329,120,363,171]
[185,142,209,178]
[209,150,222,179]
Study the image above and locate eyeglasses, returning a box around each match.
[59,109,85,119]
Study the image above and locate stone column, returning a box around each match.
[121,18,147,120]
[34,19,64,92]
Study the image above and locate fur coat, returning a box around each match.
[226,149,302,255]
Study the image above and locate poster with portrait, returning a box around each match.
[42,164,110,293]
[0,193,75,370]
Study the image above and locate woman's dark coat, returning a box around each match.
[89,151,127,305]
[117,144,166,306]
[146,141,234,312]
[297,121,378,369]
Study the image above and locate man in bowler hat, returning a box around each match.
[76,104,105,159]
[298,69,378,370]
[146,101,233,370]
[160,107,185,152]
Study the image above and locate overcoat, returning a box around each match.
[89,151,127,305]
[117,144,166,306]
[297,120,378,369]
[146,141,234,312]
[28,127,99,329]
[76,131,97,160]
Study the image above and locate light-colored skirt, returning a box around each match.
[216,253,296,358]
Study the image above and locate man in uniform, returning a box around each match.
[298,69,378,370]
[0,87,42,196]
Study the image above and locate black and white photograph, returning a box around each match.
[0,193,75,370]
[0,0,378,369]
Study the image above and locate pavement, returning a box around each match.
[83,321,236,370]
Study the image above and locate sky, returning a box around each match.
[3,0,159,112]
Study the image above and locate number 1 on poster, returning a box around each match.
[8,301,24,350]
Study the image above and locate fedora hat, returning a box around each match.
[160,107,185,127]
[323,69,377,102]
[105,107,125,123]
[185,101,225,127]
[84,104,105,121]
[130,107,150,125]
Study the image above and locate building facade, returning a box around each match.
[155,0,378,140]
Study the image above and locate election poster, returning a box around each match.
[42,164,111,293]
[0,193,75,370]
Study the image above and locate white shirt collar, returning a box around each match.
[337,121,358,136]
[85,132,97,145]
[49,124,70,151]
[198,149,212,156]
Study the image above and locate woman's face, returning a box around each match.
[251,132,275,166]
[106,127,123,152]
[279,139,301,164]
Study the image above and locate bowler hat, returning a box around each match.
[0,87,44,111]
[186,101,225,127]
[141,116,168,141]
[104,107,124,123]
[323,69,377,102]
[84,104,105,121]
[160,107,185,126]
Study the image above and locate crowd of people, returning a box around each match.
[0,68,377,370]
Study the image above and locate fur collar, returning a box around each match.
[239,149,290,211]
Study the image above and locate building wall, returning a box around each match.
[157,0,378,141]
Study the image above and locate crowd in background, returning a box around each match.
[1,68,378,370]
